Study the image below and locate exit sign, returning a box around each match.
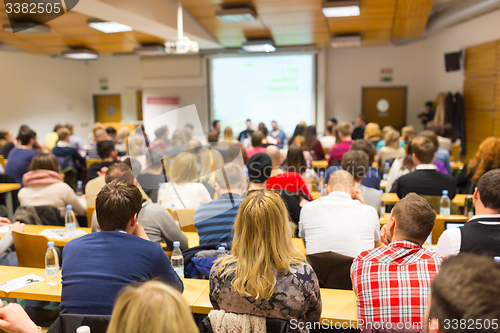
[381,76,393,82]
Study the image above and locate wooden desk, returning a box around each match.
[383,193,470,208]
[312,160,328,168]
[453,194,471,207]
[0,225,91,247]
[380,180,387,191]
[311,192,321,200]
[0,183,21,220]
[450,161,464,171]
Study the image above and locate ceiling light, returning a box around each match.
[322,0,360,17]
[87,19,133,33]
[331,34,361,48]
[242,39,276,53]
[216,7,257,22]
[62,48,99,60]
[3,21,50,34]
[135,44,167,56]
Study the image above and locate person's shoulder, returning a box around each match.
[289,261,316,280]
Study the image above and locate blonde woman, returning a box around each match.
[158,152,211,209]
[401,125,416,144]
[115,126,132,154]
[221,126,236,143]
[364,123,382,147]
[210,191,322,329]
[378,129,406,167]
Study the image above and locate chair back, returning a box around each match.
[303,178,317,192]
[178,208,197,232]
[420,195,460,215]
[86,158,102,169]
[200,312,298,333]
[48,313,111,333]
[451,145,461,161]
[61,166,78,190]
[0,155,5,168]
[12,231,49,268]
[307,251,354,290]
[87,207,95,227]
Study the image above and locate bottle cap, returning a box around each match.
[379,190,384,195]
[173,241,180,248]
[320,171,324,175]
[76,326,91,333]
[442,190,448,195]
[171,203,175,208]
[66,204,72,210]
[77,181,82,185]
[47,241,54,247]
[218,246,226,253]
[385,162,390,165]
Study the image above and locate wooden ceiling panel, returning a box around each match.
[253,0,322,13]
[391,0,433,39]
[259,11,326,25]
[273,31,330,47]
[395,0,434,17]
[122,31,165,45]
[269,21,329,35]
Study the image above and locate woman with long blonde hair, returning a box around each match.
[210,190,321,327]
[457,137,500,193]
[378,129,406,166]
[222,126,235,143]
[364,123,382,147]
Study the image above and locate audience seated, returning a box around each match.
[378,129,406,166]
[65,123,82,150]
[304,125,325,160]
[376,125,406,151]
[265,145,284,177]
[127,136,147,171]
[396,136,457,199]
[400,125,416,144]
[245,131,266,158]
[210,190,321,326]
[87,128,108,159]
[386,139,416,193]
[115,126,131,155]
[437,169,500,257]
[61,180,183,315]
[106,127,117,140]
[299,170,380,258]
[51,128,85,171]
[270,120,287,149]
[456,137,500,194]
[158,152,211,209]
[351,193,443,324]
[342,151,382,213]
[43,124,63,151]
[425,253,500,333]
[18,153,85,216]
[238,119,254,144]
[328,122,353,165]
[420,129,452,175]
[289,124,305,148]
[0,217,23,266]
[5,126,39,186]
[87,140,118,182]
[164,129,188,158]
[136,147,167,203]
[427,122,452,153]
[221,126,236,143]
[91,163,187,249]
[352,115,367,140]
[319,125,336,151]
[0,129,16,158]
[258,122,277,147]
[247,153,301,227]
[442,123,461,153]
[194,163,245,246]
[364,123,382,148]
[149,126,170,152]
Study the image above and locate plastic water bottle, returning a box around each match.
[171,203,179,228]
[171,241,184,279]
[65,205,77,238]
[382,162,390,180]
[218,246,226,258]
[76,326,91,333]
[305,161,313,191]
[318,171,325,193]
[440,190,451,216]
[379,190,385,218]
[75,181,83,198]
[45,241,59,286]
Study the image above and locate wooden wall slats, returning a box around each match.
[464,41,497,78]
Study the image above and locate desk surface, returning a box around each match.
[379,213,469,225]
[0,183,21,193]
[0,225,91,247]
[382,193,470,207]
[312,160,329,168]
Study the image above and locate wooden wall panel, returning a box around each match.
[496,77,500,110]
[464,110,494,143]
[463,77,496,110]
[497,42,500,74]
[464,142,481,162]
[464,41,497,77]
[494,111,500,138]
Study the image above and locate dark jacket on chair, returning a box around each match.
[307,251,353,290]
[48,314,111,333]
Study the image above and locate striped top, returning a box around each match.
[194,193,244,246]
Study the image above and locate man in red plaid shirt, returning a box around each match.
[351,193,444,326]
[328,122,353,165]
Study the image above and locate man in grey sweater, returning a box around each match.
[91,163,188,250]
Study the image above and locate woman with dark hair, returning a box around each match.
[386,139,416,193]
[285,144,307,175]
[289,124,305,147]
[304,126,325,160]
[442,123,461,154]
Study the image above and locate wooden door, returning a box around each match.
[94,94,122,123]
[362,87,407,128]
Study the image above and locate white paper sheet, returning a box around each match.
[0,225,10,233]
[0,274,45,293]
[39,228,87,240]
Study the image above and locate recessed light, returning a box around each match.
[216,7,257,22]
[331,34,361,48]
[62,48,99,60]
[87,19,133,33]
[322,0,360,17]
[242,39,276,53]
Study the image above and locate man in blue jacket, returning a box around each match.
[60,179,183,315]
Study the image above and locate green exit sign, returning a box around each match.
[381,76,393,82]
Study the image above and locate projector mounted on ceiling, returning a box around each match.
[165,0,199,54]
[322,0,360,18]
[331,34,361,48]
[242,39,276,53]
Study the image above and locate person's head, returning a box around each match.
[97,140,117,161]
[145,147,164,171]
[57,128,71,143]
[214,163,245,195]
[251,130,264,148]
[356,115,367,127]
[154,126,168,141]
[420,130,439,150]
[384,129,401,149]
[337,122,353,141]
[426,253,500,333]
[474,169,500,214]
[128,136,145,157]
[96,180,142,232]
[226,142,248,166]
[247,153,273,185]
[271,121,278,131]
[64,123,75,135]
[327,118,338,127]
[105,163,135,184]
[291,124,304,138]
[325,125,334,136]
[258,123,268,137]
[107,281,198,333]
[364,123,381,140]
[171,129,187,146]
[341,150,369,183]
[326,170,355,197]
[441,123,457,142]
[292,135,305,149]
[386,193,436,244]
[106,127,117,139]
[207,131,219,143]
[286,144,307,174]
[18,126,37,146]
[467,137,500,182]
[183,128,192,142]
[169,152,197,184]
[217,190,305,300]
[426,122,442,136]
[92,122,106,141]
[381,125,395,138]
[265,145,282,168]
[401,125,416,143]
[53,124,64,133]
[351,139,376,165]
[184,123,194,136]
[246,119,252,130]
[222,126,233,143]
[0,129,13,142]
[411,135,436,164]
[213,120,221,131]
[116,127,132,144]
[304,126,318,150]
[29,153,59,173]
[425,101,433,112]
[95,128,109,142]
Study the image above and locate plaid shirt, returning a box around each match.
[328,140,353,164]
[351,240,444,325]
